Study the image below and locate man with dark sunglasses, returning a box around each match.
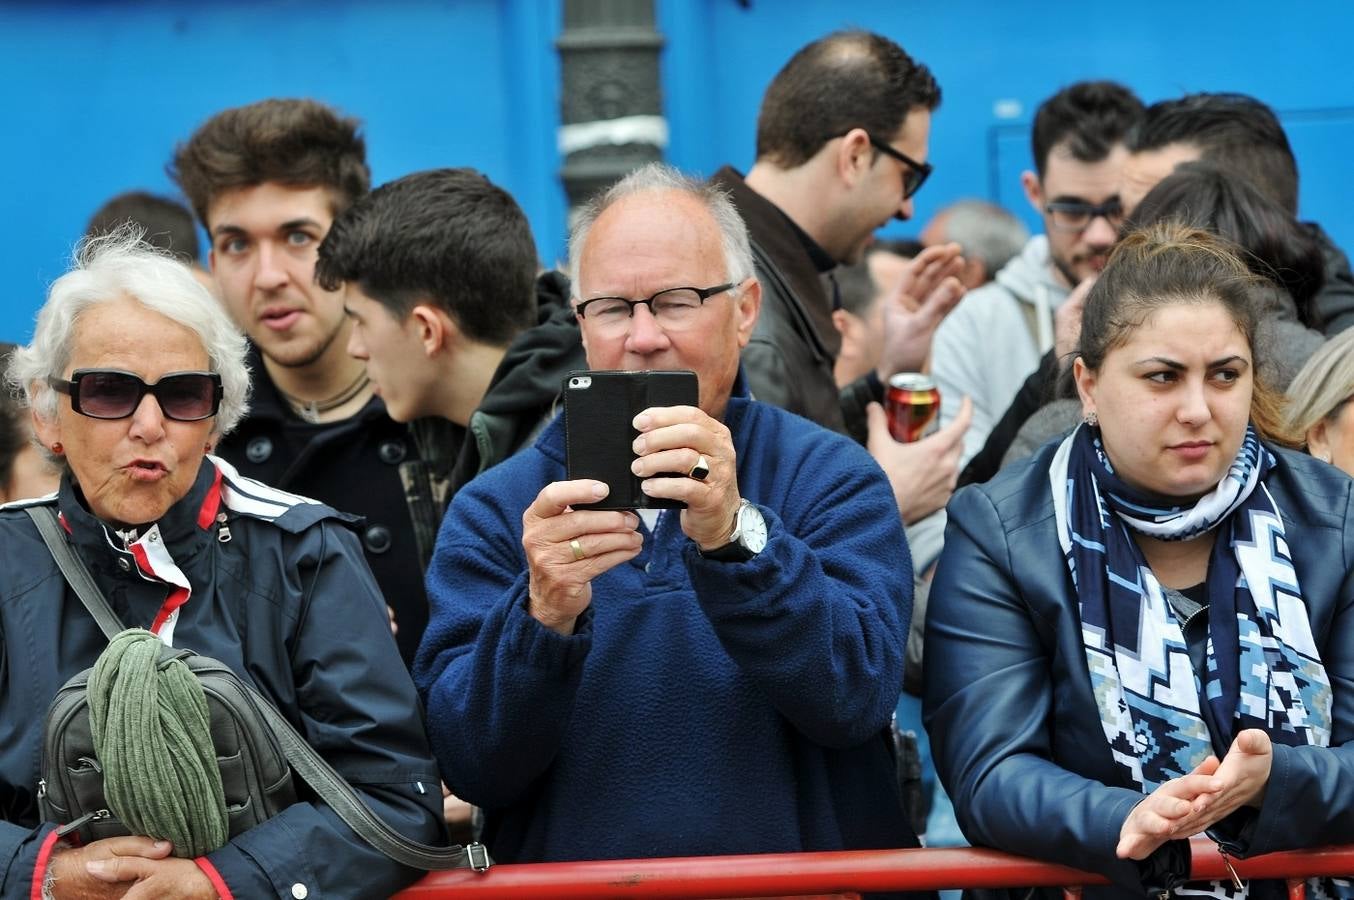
[711,29,963,446]
[930,81,1144,469]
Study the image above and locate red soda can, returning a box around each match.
[886,373,941,443]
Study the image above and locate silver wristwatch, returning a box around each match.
[697,499,768,562]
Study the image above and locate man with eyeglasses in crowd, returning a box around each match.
[711,29,973,529]
[414,163,931,873]
[930,81,1144,467]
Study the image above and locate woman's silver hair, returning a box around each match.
[1282,327,1354,445]
[567,162,755,294]
[5,228,250,440]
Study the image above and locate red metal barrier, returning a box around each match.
[393,838,1354,899]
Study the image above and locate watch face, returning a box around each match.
[739,503,768,554]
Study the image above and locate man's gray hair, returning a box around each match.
[5,229,251,438]
[568,162,755,294]
[942,200,1029,278]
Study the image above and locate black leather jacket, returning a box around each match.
[712,167,879,443]
[925,438,1354,898]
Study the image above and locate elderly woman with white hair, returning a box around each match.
[0,235,444,899]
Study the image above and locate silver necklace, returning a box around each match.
[278,371,371,423]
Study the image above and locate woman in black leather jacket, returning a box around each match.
[925,222,1354,899]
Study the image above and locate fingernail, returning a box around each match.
[625,513,640,528]
[630,460,643,475]
[592,482,607,498]
[633,413,650,430]
[86,860,109,875]
[154,840,171,850]
[632,436,646,453]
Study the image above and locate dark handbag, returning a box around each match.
[39,643,300,844]
[27,506,491,872]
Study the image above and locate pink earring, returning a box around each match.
[51,442,63,454]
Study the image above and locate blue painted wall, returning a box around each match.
[659,0,1354,251]
[3,0,1352,343]
[0,0,564,342]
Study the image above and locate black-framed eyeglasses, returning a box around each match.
[1044,198,1125,232]
[575,283,738,332]
[864,134,933,200]
[47,369,223,421]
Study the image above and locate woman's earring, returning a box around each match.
[1084,412,1098,428]
[1320,451,1332,463]
[51,442,63,454]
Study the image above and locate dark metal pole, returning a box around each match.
[556,0,665,219]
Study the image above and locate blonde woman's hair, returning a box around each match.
[1281,328,1354,447]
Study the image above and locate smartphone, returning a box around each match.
[563,369,700,510]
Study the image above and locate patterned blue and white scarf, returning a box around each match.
[1051,424,1334,898]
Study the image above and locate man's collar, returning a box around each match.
[712,167,835,274]
[775,205,836,274]
[242,342,390,427]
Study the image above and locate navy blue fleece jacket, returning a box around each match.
[414,393,916,862]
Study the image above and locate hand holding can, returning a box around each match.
[885,373,941,443]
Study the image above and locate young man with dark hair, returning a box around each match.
[930,80,1144,465]
[317,167,581,510]
[717,30,956,430]
[1122,91,1354,335]
[169,98,433,665]
[712,29,971,527]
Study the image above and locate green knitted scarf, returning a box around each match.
[87,628,228,858]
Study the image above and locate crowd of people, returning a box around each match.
[2,24,1354,900]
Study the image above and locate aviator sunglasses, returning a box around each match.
[47,369,223,422]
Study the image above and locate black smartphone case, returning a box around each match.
[563,369,699,510]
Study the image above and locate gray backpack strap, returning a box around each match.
[26,504,491,872]
[26,507,124,639]
[251,694,490,871]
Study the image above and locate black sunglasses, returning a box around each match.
[47,369,223,422]
[864,134,933,200]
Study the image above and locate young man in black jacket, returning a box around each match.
[171,98,434,665]
[316,167,582,526]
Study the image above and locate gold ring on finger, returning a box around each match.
[570,538,586,561]
[688,454,711,482]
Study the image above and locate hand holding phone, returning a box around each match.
[521,479,643,635]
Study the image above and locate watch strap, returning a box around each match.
[696,499,757,562]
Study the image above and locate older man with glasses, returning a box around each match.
[413,163,930,878]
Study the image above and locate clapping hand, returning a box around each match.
[875,243,967,378]
[1116,729,1272,861]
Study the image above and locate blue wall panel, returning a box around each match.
[2,0,1351,343]
[659,0,1354,263]
[0,0,564,342]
